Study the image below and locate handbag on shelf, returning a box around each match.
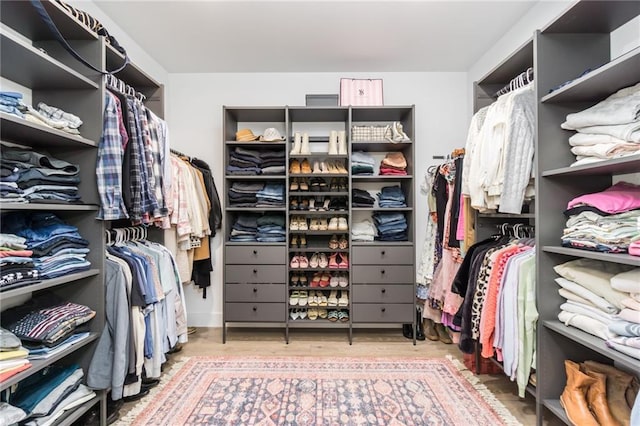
[339,78,384,106]
[351,125,391,142]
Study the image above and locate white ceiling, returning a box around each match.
[95,0,537,73]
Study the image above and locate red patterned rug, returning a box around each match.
[117,356,521,426]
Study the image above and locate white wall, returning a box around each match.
[167,72,469,326]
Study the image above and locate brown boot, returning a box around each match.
[560,360,599,426]
[434,323,452,344]
[423,319,439,341]
[584,370,621,426]
[582,361,633,426]
[626,377,639,409]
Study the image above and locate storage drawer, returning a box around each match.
[225,284,285,303]
[352,265,413,284]
[352,285,413,304]
[352,246,413,265]
[226,246,286,265]
[225,302,285,322]
[225,265,286,284]
[352,303,414,323]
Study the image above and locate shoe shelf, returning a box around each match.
[542,400,570,426]
[0,28,98,90]
[289,191,349,196]
[225,241,286,246]
[0,112,98,148]
[541,46,640,104]
[289,248,349,253]
[290,154,349,159]
[541,154,640,177]
[292,173,349,178]
[542,246,640,267]
[225,140,287,146]
[289,210,348,215]
[352,241,414,246]
[0,269,100,301]
[290,230,349,235]
[544,320,640,373]
[55,396,100,426]
[226,207,286,211]
[477,212,534,219]
[288,268,350,272]
[0,332,99,392]
[289,286,350,291]
[0,203,100,212]
[288,320,351,327]
[351,207,413,211]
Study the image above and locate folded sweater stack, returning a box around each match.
[562,82,640,167]
[379,152,407,176]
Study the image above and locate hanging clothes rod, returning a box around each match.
[494,67,534,97]
[105,225,148,245]
[170,148,191,159]
[105,74,146,102]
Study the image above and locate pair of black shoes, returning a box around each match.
[328,197,348,211]
[402,308,426,341]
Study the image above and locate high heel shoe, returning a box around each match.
[309,252,320,268]
[290,235,299,248]
[309,198,316,211]
[322,198,331,211]
[338,235,348,249]
[338,253,349,269]
[318,253,329,268]
[328,253,339,269]
[329,235,339,249]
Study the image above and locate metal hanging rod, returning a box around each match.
[494,67,534,97]
[105,74,146,102]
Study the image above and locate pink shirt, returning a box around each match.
[567,182,640,214]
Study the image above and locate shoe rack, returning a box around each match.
[222,106,416,344]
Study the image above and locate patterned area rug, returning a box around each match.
[117,356,521,425]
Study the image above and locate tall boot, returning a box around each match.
[301,132,311,155]
[560,360,599,426]
[328,131,338,155]
[582,361,633,426]
[337,130,347,155]
[585,370,622,426]
[423,318,439,341]
[434,323,452,344]
[415,309,425,341]
[290,132,302,155]
[402,324,413,340]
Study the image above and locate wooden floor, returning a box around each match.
[154,327,536,425]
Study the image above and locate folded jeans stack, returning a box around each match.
[373,212,408,241]
[351,151,375,175]
[256,182,285,207]
[0,91,24,118]
[377,185,407,208]
[562,82,640,167]
[229,214,259,242]
[352,188,375,207]
[256,213,286,242]
[1,212,91,288]
[351,219,377,242]
[1,145,82,204]
[562,182,640,254]
[259,149,286,175]
[380,152,408,176]
[228,181,263,207]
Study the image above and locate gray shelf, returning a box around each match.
[542,1,640,34]
[352,175,413,182]
[352,241,413,246]
[0,203,100,211]
[225,242,286,246]
[224,106,286,123]
[478,212,534,219]
[526,384,536,398]
[542,399,569,425]
[0,269,100,301]
[0,28,98,90]
[226,207,286,211]
[56,397,99,426]
[0,112,97,148]
[542,246,640,267]
[351,106,414,122]
[351,141,412,152]
[290,210,348,215]
[544,320,640,373]
[0,0,98,41]
[225,175,286,180]
[288,268,350,272]
[352,207,412,212]
[226,140,286,146]
[289,248,349,253]
[542,155,640,177]
[477,38,533,85]
[288,106,348,122]
[290,230,349,235]
[106,44,161,90]
[290,154,348,159]
[293,173,349,178]
[289,192,348,196]
[542,47,640,103]
[0,332,99,392]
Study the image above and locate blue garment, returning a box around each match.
[9,364,79,414]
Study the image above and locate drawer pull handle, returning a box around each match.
[381,288,386,293]
[252,306,257,312]
[381,250,386,255]
[381,269,386,274]
[253,250,258,255]
[253,288,257,293]
[381,307,386,312]
[253,269,257,274]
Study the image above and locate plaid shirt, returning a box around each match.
[145,109,168,220]
[125,98,144,222]
[134,101,159,220]
[96,92,129,220]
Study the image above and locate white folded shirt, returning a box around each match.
[569,132,637,146]
[570,142,640,159]
[610,268,640,293]
[576,120,640,143]
[562,82,640,129]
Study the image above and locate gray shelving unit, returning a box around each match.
[222,106,416,344]
[0,2,167,424]
[535,2,640,425]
